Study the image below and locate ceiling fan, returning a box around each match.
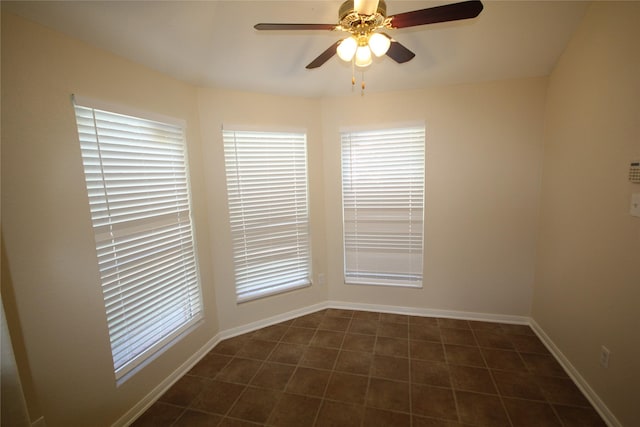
[254,0,484,70]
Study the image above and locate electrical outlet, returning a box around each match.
[600,346,610,368]
[317,273,325,286]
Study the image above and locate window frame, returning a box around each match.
[73,95,203,382]
[222,128,312,303]
[340,124,426,288]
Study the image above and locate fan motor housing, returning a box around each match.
[339,0,388,32]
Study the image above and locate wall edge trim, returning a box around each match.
[112,332,223,427]
[529,319,622,427]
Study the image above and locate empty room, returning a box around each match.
[1,1,638,426]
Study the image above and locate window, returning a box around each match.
[341,126,425,287]
[223,130,311,303]
[74,98,202,381]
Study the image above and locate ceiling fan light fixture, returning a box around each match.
[337,36,358,61]
[355,45,372,68]
[368,32,390,57]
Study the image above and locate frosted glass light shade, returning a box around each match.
[337,37,358,62]
[368,33,391,57]
[355,45,372,68]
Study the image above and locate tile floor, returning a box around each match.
[132,309,606,427]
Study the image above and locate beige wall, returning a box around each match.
[533,2,640,426]
[196,88,328,331]
[8,3,639,426]
[1,13,218,426]
[321,79,547,317]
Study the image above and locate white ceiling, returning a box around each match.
[4,0,589,97]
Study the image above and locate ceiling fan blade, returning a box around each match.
[384,38,416,64]
[354,0,379,15]
[254,23,337,31]
[388,0,483,29]
[306,41,341,69]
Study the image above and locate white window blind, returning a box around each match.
[341,126,425,287]
[74,101,202,380]
[223,130,311,303]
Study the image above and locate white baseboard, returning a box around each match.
[31,416,46,427]
[529,319,621,427]
[328,300,530,325]
[219,301,329,340]
[112,332,222,427]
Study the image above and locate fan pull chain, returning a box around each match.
[351,60,356,92]
[361,71,366,96]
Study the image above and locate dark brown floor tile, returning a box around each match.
[292,313,324,328]
[491,369,545,400]
[371,354,409,381]
[173,409,222,427]
[553,404,607,427]
[335,350,373,375]
[213,336,249,356]
[353,310,380,321]
[285,367,331,397]
[249,362,295,391]
[520,353,567,377]
[411,384,457,420]
[410,340,445,362]
[319,316,351,332]
[267,393,321,427]
[217,417,262,427]
[349,318,379,335]
[378,321,409,338]
[409,324,442,342]
[191,380,245,415]
[473,330,514,350]
[310,329,345,348]
[216,357,262,384]
[342,333,376,352]
[438,318,471,329]
[375,336,409,357]
[159,375,207,406]
[449,365,497,394]
[190,353,232,378]
[503,398,562,427]
[455,390,510,426]
[251,324,289,342]
[228,386,281,423]
[315,400,364,427]
[131,402,184,427]
[441,328,477,346]
[268,342,305,365]
[536,375,590,406]
[325,371,369,404]
[281,326,315,345]
[325,308,354,318]
[367,377,411,412]
[409,316,439,327]
[363,407,411,427]
[444,344,486,367]
[500,323,535,336]
[299,346,339,369]
[468,320,504,331]
[508,334,549,354]
[380,313,409,324]
[411,359,450,387]
[481,348,526,371]
[413,415,470,426]
[236,339,277,360]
